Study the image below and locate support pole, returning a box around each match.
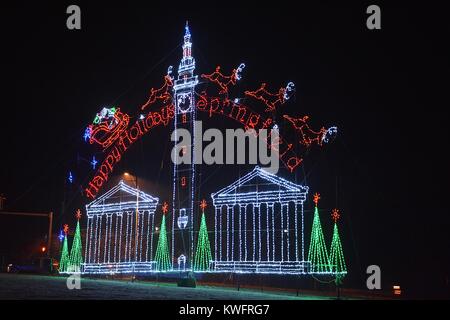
[47,212,53,257]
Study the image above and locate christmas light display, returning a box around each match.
[171,21,198,271]
[68,210,83,273]
[141,66,174,111]
[329,209,347,275]
[211,166,310,274]
[68,171,73,184]
[58,229,65,242]
[244,82,295,112]
[79,24,346,278]
[85,103,174,199]
[195,90,303,172]
[331,208,340,223]
[283,115,337,147]
[201,63,245,94]
[59,224,70,273]
[307,194,331,273]
[89,108,130,150]
[84,24,337,199]
[323,126,338,144]
[93,107,117,125]
[154,210,171,271]
[91,156,98,170]
[193,200,213,271]
[162,201,169,214]
[84,126,92,142]
[83,181,159,274]
[177,254,187,271]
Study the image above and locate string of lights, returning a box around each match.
[76,23,345,277]
[211,166,309,274]
[82,181,159,273]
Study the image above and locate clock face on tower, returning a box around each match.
[177,92,193,113]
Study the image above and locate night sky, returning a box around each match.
[1,1,449,298]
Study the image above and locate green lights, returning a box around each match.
[68,219,83,272]
[329,223,346,274]
[154,214,171,271]
[59,235,70,273]
[194,210,212,271]
[308,205,330,273]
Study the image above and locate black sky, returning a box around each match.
[1,1,449,297]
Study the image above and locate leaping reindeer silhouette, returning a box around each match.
[141,66,174,110]
[201,63,245,94]
[283,114,337,147]
[245,82,295,112]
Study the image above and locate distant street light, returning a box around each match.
[393,285,402,296]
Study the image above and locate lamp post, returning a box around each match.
[0,194,6,210]
[0,211,53,257]
[124,172,139,281]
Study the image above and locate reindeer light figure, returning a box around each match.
[283,114,337,147]
[245,81,295,112]
[201,63,245,95]
[141,66,174,110]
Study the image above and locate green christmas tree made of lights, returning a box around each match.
[308,193,330,273]
[329,209,347,275]
[194,200,212,271]
[68,210,83,273]
[59,224,70,273]
[154,203,171,271]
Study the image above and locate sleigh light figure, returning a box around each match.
[88,107,130,150]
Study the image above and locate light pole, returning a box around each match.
[124,172,139,281]
[0,211,53,257]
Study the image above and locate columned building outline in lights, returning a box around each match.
[211,166,310,274]
[83,181,159,274]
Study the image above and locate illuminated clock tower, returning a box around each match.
[171,22,199,271]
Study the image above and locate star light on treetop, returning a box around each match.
[76,209,82,220]
[200,199,207,211]
[162,201,169,214]
[313,192,321,206]
[331,208,340,223]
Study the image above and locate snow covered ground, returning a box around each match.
[0,273,333,300]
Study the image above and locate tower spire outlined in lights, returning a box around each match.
[172,21,199,270]
[176,21,197,80]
